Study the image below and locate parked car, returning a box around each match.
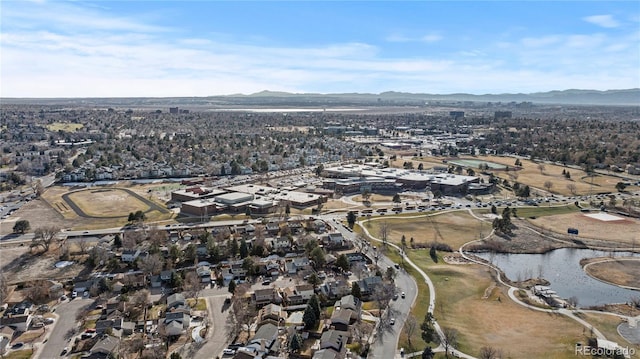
[401,292,406,299]
[390,318,395,325]
[223,348,236,355]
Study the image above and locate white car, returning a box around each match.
[223,348,236,355]
[390,318,395,325]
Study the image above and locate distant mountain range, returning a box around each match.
[3,88,639,106]
[232,88,640,106]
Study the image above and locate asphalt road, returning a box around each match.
[35,297,92,359]
[327,216,418,359]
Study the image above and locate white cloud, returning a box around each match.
[385,33,442,43]
[1,2,638,97]
[583,14,620,28]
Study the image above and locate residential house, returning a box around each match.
[272,237,291,252]
[0,315,31,332]
[329,309,352,331]
[149,275,162,288]
[236,323,279,358]
[312,349,339,359]
[257,304,286,326]
[74,280,94,295]
[197,266,211,283]
[196,244,208,257]
[284,257,311,275]
[164,320,184,337]
[96,318,124,335]
[325,233,346,248]
[160,270,174,282]
[319,329,348,357]
[164,312,190,330]
[335,295,361,321]
[121,249,141,263]
[356,276,382,299]
[166,293,186,311]
[320,280,351,300]
[313,220,326,233]
[252,288,281,308]
[265,222,280,235]
[90,335,120,357]
[282,284,314,306]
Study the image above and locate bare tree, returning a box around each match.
[26,280,51,303]
[442,327,459,358]
[372,283,396,317]
[77,237,89,255]
[404,314,418,350]
[566,183,577,196]
[479,346,502,359]
[127,289,150,320]
[543,181,553,193]
[226,288,255,341]
[379,221,389,247]
[537,163,546,175]
[31,226,61,252]
[140,253,164,276]
[184,270,203,302]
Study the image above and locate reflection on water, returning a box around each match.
[474,248,640,307]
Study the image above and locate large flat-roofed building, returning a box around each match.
[215,192,254,205]
[181,198,223,216]
[171,186,226,202]
[321,164,479,195]
[323,177,400,194]
[226,184,324,208]
[429,173,479,195]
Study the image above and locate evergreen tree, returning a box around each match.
[351,282,362,299]
[346,211,357,228]
[229,238,239,258]
[289,333,302,353]
[239,239,249,259]
[336,254,350,272]
[302,304,317,330]
[308,294,321,320]
[228,279,236,294]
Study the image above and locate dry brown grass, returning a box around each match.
[408,257,588,358]
[584,258,640,289]
[531,212,640,245]
[362,211,483,249]
[580,312,640,356]
[67,188,151,217]
[472,155,625,195]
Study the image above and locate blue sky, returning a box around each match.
[1,1,639,97]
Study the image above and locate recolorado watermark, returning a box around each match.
[575,344,636,357]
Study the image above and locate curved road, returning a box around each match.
[358,215,477,359]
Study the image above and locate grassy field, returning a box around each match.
[584,258,640,289]
[531,212,640,244]
[67,188,151,217]
[361,211,484,250]
[399,155,635,196]
[46,122,84,132]
[516,204,581,218]
[469,155,630,196]
[405,250,593,358]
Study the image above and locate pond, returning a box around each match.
[474,248,640,307]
